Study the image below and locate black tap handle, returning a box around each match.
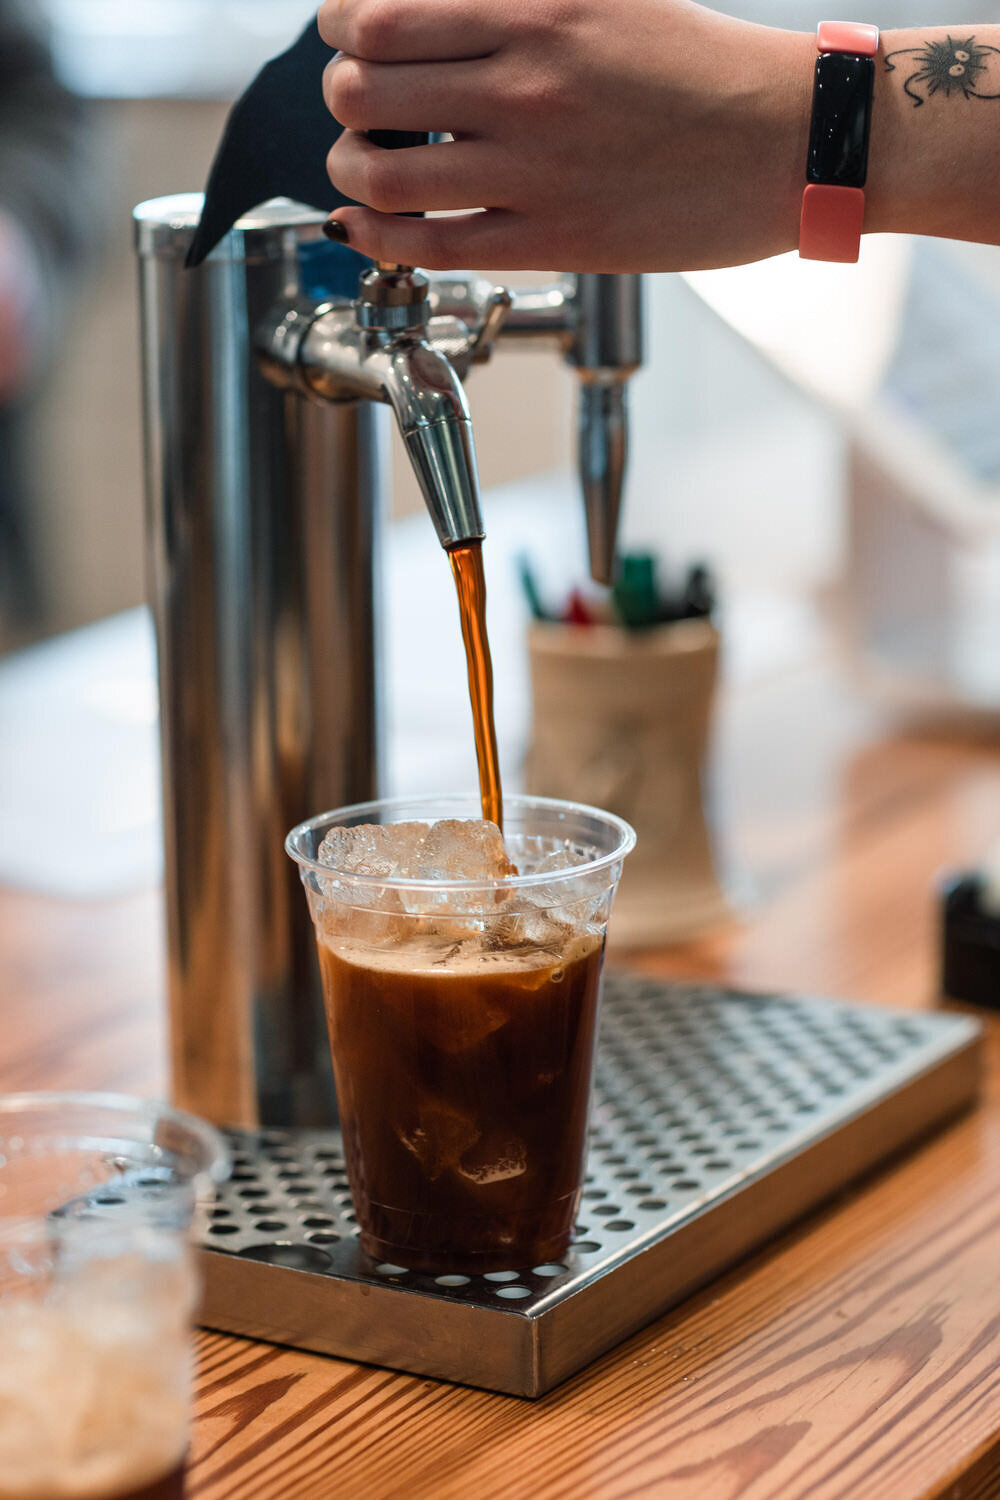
[367,132,429,241]
[367,131,431,151]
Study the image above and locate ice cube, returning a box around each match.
[457,1132,527,1185]
[485,908,574,968]
[317,821,431,879]
[315,898,407,947]
[397,1101,481,1181]
[318,819,515,883]
[522,846,611,930]
[417,820,517,882]
[527,843,589,875]
[316,819,518,921]
[417,980,511,1053]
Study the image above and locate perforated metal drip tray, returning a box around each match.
[199,977,982,1397]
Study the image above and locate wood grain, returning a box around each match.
[4,653,1000,1499]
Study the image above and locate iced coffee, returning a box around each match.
[287,795,634,1274]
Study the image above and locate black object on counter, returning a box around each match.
[940,873,1000,1009]
[679,563,716,622]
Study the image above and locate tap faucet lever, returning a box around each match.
[366,130,429,281]
[469,287,513,362]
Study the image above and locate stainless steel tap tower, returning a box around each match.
[135,193,643,1130]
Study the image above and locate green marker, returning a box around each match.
[517,555,550,622]
[613,553,660,629]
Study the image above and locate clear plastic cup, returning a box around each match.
[287,794,635,1274]
[0,1092,228,1500]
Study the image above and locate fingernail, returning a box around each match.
[322,217,350,243]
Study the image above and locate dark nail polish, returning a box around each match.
[322,217,349,243]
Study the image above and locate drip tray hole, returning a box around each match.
[238,1244,334,1272]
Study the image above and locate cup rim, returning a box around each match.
[0,1090,230,1195]
[285,793,636,895]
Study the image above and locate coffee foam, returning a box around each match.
[319,926,602,978]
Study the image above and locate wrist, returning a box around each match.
[748,26,817,256]
[789,24,892,253]
[863,27,983,238]
[863,30,906,235]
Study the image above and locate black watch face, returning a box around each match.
[807,53,875,188]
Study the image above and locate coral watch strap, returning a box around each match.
[799,185,866,261]
[816,20,878,55]
[799,22,879,263]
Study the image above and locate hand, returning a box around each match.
[318,0,815,271]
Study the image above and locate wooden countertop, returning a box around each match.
[4,651,1000,1499]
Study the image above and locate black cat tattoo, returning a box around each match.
[885,35,1000,106]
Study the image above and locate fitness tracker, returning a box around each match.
[799,22,879,262]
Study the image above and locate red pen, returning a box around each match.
[564,588,594,626]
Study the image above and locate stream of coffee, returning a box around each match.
[448,541,503,829]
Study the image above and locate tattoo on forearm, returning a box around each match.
[884,35,1000,106]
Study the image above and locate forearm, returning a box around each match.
[866,27,1000,245]
[734,22,1000,255]
[316,0,1000,271]
[727,22,1000,256]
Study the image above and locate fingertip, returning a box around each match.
[316,2,339,48]
[321,208,515,273]
[320,206,380,257]
[323,207,387,263]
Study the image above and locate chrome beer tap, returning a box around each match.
[260,134,642,574]
[262,131,489,551]
[136,185,644,1132]
[260,263,643,580]
[259,259,490,550]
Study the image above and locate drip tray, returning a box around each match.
[199,976,982,1397]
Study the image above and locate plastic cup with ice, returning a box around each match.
[0,1093,227,1500]
[287,795,635,1273]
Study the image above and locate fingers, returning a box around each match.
[328,132,512,213]
[324,55,487,135]
[323,205,528,270]
[318,0,509,63]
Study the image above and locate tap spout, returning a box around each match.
[570,274,643,586]
[382,341,485,549]
[262,268,486,552]
[354,264,485,549]
[578,376,628,586]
